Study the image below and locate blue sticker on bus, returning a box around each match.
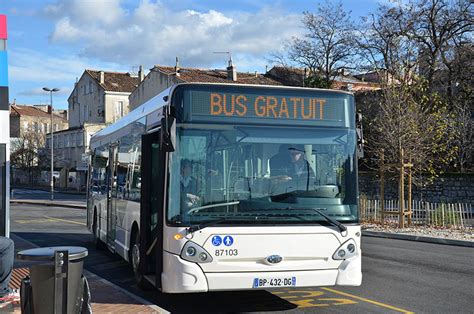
[253,278,259,288]
[223,235,234,246]
[212,236,222,246]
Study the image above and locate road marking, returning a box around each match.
[44,216,86,226]
[273,290,324,299]
[273,290,357,308]
[322,287,414,314]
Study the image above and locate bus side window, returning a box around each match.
[127,143,141,202]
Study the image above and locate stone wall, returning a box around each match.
[359,171,474,203]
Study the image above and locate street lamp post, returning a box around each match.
[43,87,59,201]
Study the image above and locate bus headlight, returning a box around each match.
[181,241,213,263]
[333,239,358,260]
[186,246,197,257]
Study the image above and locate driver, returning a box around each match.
[181,159,200,208]
[270,144,314,180]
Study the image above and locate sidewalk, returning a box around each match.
[362,223,474,247]
[5,233,167,313]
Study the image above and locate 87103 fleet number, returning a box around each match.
[215,249,238,256]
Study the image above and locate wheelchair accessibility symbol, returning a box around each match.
[212,236,222,246]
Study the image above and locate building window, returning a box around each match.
[34,122,39,132]
[83,105,88,122]
[44,123,48,133]
[89,81,93,94]
[23,121,29,130]
[77,133,83,147]
[115,101,124,120]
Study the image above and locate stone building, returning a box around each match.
[49,69,140,190]
[9,105,68,185]
[10,104,68,138]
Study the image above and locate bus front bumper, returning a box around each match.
[161,251,362,293]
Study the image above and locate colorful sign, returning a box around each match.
[179,86,352,127]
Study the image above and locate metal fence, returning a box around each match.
[359,198,474,228]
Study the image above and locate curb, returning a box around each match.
[10,200,86,209]
[11,233,168,314]
[83,270,169,313]
[362,230,474,248]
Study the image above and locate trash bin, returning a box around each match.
[0,237,14,297]
[17,246,88,314]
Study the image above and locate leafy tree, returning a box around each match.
[367,79,457,182]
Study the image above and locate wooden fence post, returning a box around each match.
[399,148,405,228]
[407,155,412,226]
[380,150,385,224]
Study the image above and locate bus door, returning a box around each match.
[140,131,165,288]
[107,143,119,247]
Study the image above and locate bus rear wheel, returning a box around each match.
[92,211,105,249]
[130,231,152,290]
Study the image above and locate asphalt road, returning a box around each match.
[10,203,474,313]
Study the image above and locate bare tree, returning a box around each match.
[406,0,473,92]
[286,1,355,87]
[356,5,418,84]
[11,127,46,185]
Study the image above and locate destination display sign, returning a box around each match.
[177,87,352,127]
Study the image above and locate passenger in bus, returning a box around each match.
[181,159,200,208]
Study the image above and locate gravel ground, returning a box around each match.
[362,223,474,242]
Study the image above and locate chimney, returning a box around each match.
[227,57,237,81]
[174,57,180,77]
[138,65,144,82]
[99,71,105,84]
[48,105,52,114]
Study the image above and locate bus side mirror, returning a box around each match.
[356,113,364,158]
[160,116,176,152]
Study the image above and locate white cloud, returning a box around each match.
[45,0,302,71]
[9,47,127,83]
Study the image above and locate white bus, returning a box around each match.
[87,83,362,293]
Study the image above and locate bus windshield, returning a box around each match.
[167,124,358,226]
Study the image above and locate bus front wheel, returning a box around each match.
[130,230,152,290]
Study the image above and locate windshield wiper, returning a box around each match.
[311,208,347,234]
[188,201,240,214]
[187,218,229,234]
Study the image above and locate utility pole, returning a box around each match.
[43,87,59,201]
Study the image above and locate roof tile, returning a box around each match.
[10,105,67,121]
[86,70,140,92]
[154,66,283,86]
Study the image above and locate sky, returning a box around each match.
[1,0,384,109]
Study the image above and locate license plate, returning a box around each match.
[252,277,296,288]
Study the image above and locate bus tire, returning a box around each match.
[92,210,105,250]
[130,230,152,290]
